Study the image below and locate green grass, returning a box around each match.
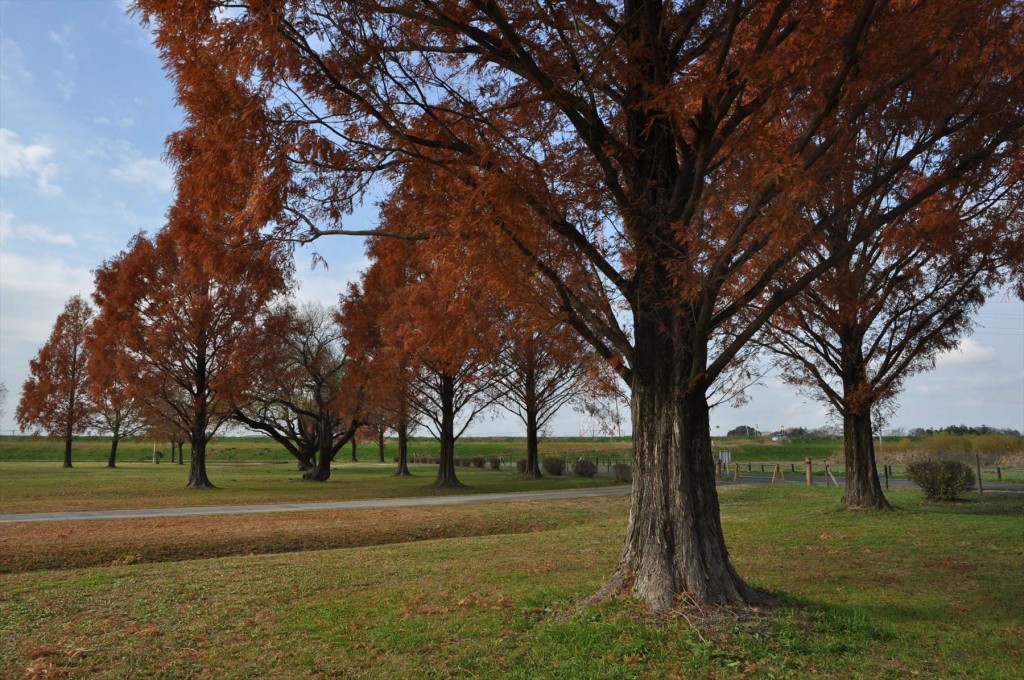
[0,460,621,514]
[1,486,1021,678]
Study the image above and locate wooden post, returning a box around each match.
[747,463,752,472]
[733,463,740,483]
[976,454,983,494]
[771,463,784,484]
[824,462,831,487]
[791,463,795,473]
[805,457,813,485]
[997,466,1002,481]
[715,459,722,477]
[884,464,889,490]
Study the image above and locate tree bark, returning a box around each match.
[350,437,358,462]
[304,415,335,481]
[838,328,893,510]
[62,430,73,468]
[186,436,214,488]
[177,441,185,465]
[394,418,412,476]
[107,436,119,468]
[841,409,893,509]
[522,406,543,479]
[169,441,176,464]
[431,373,464,488]
[598,302,758,611]
[377,426,385,463]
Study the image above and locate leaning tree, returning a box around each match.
[139,0,1024,610]
[16,295,94,468]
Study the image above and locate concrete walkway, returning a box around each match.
[0,486,631,524]
[2,476,1019,524]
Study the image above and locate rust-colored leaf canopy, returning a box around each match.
[16,295,94,438]
[137,0,1024,396]
[90,224,291,440]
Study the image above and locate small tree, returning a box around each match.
[16,295,94,468]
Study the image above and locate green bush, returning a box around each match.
[611,463,632,483]
[572,458,598,478]
[471,456,486,468]
[907,460,976,501]
[488,457,501,470]
[541,457,565,476]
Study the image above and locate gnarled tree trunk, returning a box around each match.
[305,415,335,481]
[839,330,892,510]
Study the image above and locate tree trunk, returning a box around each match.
[522,406,543,479]
[838,328,892,510]
[431,373,464,488]
[169,441,176,464]
[177,441,185,465]
[186,436,214,488]
[62,430,73,468]
[841,409,893,509]
[107,437,119,468]
[598,306,757,611]
[394,418,411,476]
[377,427,385,463]
[304,415,334,481]
[350,437,358,462]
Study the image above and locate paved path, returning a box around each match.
[0,486,631,524]
[2,476,1019,524]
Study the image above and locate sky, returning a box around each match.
[1,0,1021,438]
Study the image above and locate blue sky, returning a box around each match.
[1,0,1021,437]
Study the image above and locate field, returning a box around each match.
[1,486,1022,678]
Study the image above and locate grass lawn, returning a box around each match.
[1,486,1021,678]
[0,461,621,514]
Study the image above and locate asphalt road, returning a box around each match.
[1,475,1019,524]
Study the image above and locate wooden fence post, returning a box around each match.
[997,466,1002,481]
[805,458,813,485]
[976,454,983,494]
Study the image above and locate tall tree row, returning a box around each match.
[138,0,1024,609]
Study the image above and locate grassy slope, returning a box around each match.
[1,486,1021,679]
[0,461,621,514]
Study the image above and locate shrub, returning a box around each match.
[516,458,528,474]
[489,457,501,470]
[611,463,632,483]
[572,458,598,478]
[471,456,486,468]
[541,457,565,476]
[906,460,976,501]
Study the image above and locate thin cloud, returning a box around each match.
[110,155,172,192]
[0,128,62,195]
[0,210,76,247]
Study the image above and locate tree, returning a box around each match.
[727,426,759,438]
[232,302,364,479]
[87,326,149,468]
[358,232,506,488]
[493,317,609,479]
[16,295,94,468]
[764,145,1021,509]
[91,227,289,488]
[141,0,1024,610]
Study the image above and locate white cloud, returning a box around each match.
[0,250,93,345]
[94,115,111,125]
[0,210,75,247]
[935,338,997,368]
[0,37,34,83]
[117,117,135,128]
[110,155,173,192]
[0,128,62,195]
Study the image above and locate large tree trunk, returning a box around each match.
[394,418,411,476]
[304,415,334,481]
[186,436,214,488]
[599,305,758,612]
[839,330,892,510]
[350,437,358,462]
[431,373,464,488]
[177,441,185,465]
[377,426,385,463]
[62,430,73,468]
[107,436,119,468]
[522,406,543,479]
